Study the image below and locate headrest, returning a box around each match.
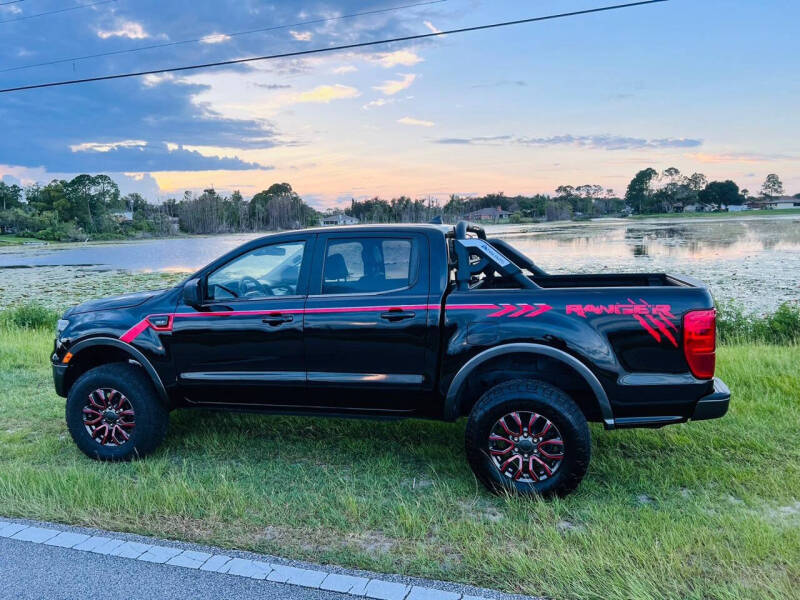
[324,253,349,281]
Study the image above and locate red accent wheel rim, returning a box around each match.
[488,411,564,483]
[83,388,135,447]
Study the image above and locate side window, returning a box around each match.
[207,241,305,300]
[322,237,416,295]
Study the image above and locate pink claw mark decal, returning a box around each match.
[488,411,564,483]
[566,299,679,347]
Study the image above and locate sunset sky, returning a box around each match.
[1,0,798,208]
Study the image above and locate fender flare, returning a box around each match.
[444,342,615,428]
[66,337,170,405]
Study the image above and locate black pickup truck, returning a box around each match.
[52,221,729,497]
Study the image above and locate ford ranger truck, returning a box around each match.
[52,221,730,497]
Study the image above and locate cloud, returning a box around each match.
[96,20,149,40]
[61,142,269,171]
[398,117,434,127]
[374,73,416,96]
[372,50,423,68]
[423,21,441,34]
[70,140,147,153]
[200,33,231,44]
[142,73,176,87]
[685,152,795,164]
[433,134,702,151]
[362,98,394,110]
[471,80,527,89]
[333,65,358,74]
[295,84,360,103]
[254,83,292,90]
[290,30,313,41]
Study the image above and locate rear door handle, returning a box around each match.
[380,310,415,322]
[262,314,294,325]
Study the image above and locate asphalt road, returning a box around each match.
[0,537,349,600]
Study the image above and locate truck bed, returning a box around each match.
[530,273,700,288]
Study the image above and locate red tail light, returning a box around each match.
[683,309,716,379]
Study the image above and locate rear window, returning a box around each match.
[322,237,416,295]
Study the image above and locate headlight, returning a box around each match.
[56,319,70,335]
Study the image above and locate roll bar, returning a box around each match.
[452,221,537,290]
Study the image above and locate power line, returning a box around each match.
[0,0,668,94]
[0,0,117,24]
[0,0,27,6]
[1,0,448,74]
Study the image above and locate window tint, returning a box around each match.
[207,241,304,300]
[323,237,415,295]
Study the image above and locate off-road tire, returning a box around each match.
[66,363,168,461]
[465,378,590,497]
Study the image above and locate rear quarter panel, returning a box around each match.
[441,286,716,420]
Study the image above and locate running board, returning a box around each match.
[611,416,685,429]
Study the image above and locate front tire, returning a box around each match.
[465,379,590,497]
[66,363,168,461]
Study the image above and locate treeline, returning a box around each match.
[0,169,794,241]
[0,179,318,240]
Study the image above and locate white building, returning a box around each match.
[320,213,359,226]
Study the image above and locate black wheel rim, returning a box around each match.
[488,411,564,483]
[83,388,135,447]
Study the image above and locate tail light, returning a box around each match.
[683,309,716,379]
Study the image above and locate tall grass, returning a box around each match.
[0,302,60,330]
[717,301,800,345]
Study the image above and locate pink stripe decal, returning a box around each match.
[120,319,150,343]
[119,302,551,344]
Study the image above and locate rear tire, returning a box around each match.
[465,378,590,497]
[66,363,168,461]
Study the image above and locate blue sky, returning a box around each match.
[0,0,797,207]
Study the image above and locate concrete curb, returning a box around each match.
[0,516,541,600]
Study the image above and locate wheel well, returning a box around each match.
[64,346,140,397]
[452,352,603,422]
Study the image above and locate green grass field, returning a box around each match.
[0,322,797,600]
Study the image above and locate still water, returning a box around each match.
[2,215,798,313]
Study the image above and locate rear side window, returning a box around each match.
[323,237,417,295]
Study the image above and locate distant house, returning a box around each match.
[465,206,513,222]
[320,213,359,226]
[727,204,749,212]
[111,210,134,222]
[748,197,800,210]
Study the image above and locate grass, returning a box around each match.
[0,319,798,599]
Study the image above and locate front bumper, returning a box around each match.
[53,363,68,397]
[691,377,730,421]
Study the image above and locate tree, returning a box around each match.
[687,172,708,192]
[0,181,23,211]
[249,183,317,230]
[761,174,784,199]
[625,168,658,213]
[699,180,741,208]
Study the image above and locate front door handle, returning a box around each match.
[380,310,415,322]
[262,314,294,326]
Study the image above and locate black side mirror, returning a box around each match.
[183,278,203,308]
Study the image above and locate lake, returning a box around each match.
[1,215,798,313]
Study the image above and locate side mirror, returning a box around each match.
[183,278,203,308]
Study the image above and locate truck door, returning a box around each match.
[303,231,434,413]
[170,235,312,407]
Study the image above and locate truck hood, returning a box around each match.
[64,289,166,316]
